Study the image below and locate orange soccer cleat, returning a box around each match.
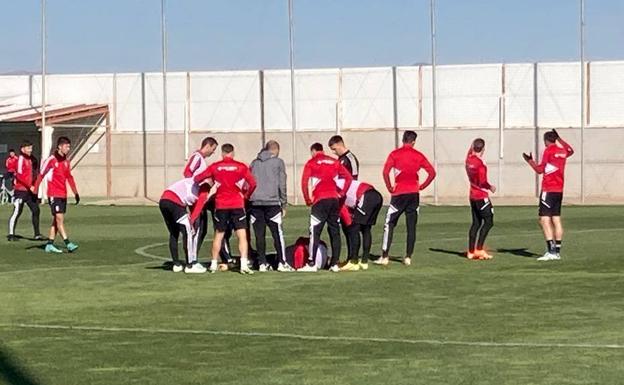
[475,249,494,260]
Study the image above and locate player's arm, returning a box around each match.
[243,167,257,199]
[15,157,31,188]
[301,162,312,206]
[66,162,80,204]
[553,130,575,158]
[382,154,395,193]
[523,151,545,174]
[337,164,353,197]
[278,159,288,208]
[183,153,200,178]
[189,184,213,225]
[193,165,213,184]
[419,156,437,191]
[478,165,495,192]
[31,159,53,193]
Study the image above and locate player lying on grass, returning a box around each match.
[338,180,383,271]
[193,143,257,275]
[465,138,496,260]
[32,136,80,254]
[523,129,574,261]
[159,178,211,273]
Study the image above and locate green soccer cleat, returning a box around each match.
[45,244,63,254]
[66,242,79,253]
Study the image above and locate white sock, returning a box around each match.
[210,259,218,269]
[240,258,249,269]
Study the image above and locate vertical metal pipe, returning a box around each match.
[392,66,399,148]
[185,72,191,160]
[580,0,586,203]
[430,0,438,204]
[259,70,266,146]
[41,0,47,160]
[533,62,540,198]
[161,0,168,188]
[288,0,298,204]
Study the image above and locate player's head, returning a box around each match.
[200,137,218,157]
[472,138,485,155]
[310,142,323,156]
[20,141,33,156]
[8,149,15,157]
[221,143,235,158]
[328,135,347,156]
[57,136,71,156]
[543,131,558,145]
[402,130,417,146]
[265,140,280,156]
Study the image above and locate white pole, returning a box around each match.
[580,0,586,203]
[288,0,298,204]
[41,0,46,158]
[161,0,169,189]
[430,0,438,204]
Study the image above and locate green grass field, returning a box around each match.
[1,204,623,385]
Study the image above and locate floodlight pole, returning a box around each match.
[161,0,169,189]
[580,0,586,203]
[430,0,439,204]
[288,0,298,205]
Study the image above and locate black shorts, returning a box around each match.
[213,208,247,232]
[353,189,383,226]
[386,193,420,226]
[14,190,37,203]
[470,198,494,220]
[49,197,67,215]
[539,192,563,217]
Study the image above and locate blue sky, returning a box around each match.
[0,0,622,74]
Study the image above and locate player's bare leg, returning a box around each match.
[538,216,558,261]
[552,216,564,257]
[45,216,63,253]
[236,228,253,274]
[210,230,225,273]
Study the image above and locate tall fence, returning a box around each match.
[1,60,624,204]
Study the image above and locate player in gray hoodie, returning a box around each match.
[249,140,292,272]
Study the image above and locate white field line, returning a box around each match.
[1,322,623,350]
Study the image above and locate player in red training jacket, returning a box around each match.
[377,130,436,267]
[193,143,256,274]
[32,136,80,254]
[299,142,352,273]
[465,138,497,260]
[7,141,43,242]
[523,129,574,261]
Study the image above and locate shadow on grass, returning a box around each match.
[496,248,539,258]
[0,345,43,385]
[428,248,466,259]
[23,245,46,251]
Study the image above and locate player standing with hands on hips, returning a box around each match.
[523,129,574,261]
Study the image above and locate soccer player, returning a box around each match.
[377,130,436,266]
[4,149,17,192]
[32,137,80,253]
[299,143,352,272]
[7,141,43,241]
[465,138,496,260]
[249,140,292,272]
[523,129,574,261]
[328,135,359,180]
[193,144,257,274]
[339,180,383,271]
[159,178,209,273]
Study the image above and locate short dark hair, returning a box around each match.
[21,140,33,148]
[328,135,344,147]
[221,143,234,154]
[57,136,71,146]
[201,136,218,149]
[8,149,15,154]
[544,131,558,144]
[472,138,485,153]
[402,130,417,144]
[265,140,280,151]
[310,143,323,152]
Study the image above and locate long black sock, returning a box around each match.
[546,240,556,254]
[555,240,562,254]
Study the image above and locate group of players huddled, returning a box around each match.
[155,128,574,274]
[4,129,573,271]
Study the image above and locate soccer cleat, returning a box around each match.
[372,257,389,266]
[340,261,360,271]
[359,261,369,271]
[65,242,79,253]
[475,250,494,260]
[466,252,478,260]
[7,235,18,242]
[277,262,295,272]
[329,264,340,273]
[258,263,269,273]
[403,257,412,266]
[172,263,184,273]
[185,263,207,274]
[537,252,559,262]
[240,265,254,275]
[45,244,63,254]
[34,234,46,241]
[297,264,318,273]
